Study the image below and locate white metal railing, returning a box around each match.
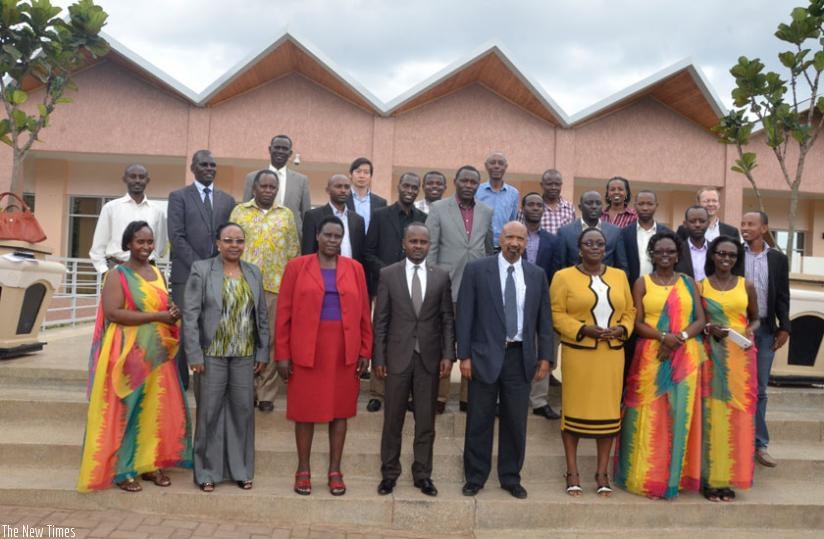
[42,257,170,329]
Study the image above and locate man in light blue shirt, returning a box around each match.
[476,151,519,249]
[345,156,387,232]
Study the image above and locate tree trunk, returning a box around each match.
[9,149,24,199]
[787,187,799,272]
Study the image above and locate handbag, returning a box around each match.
[0,192,47,243]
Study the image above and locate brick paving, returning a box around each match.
[0,506,473,539]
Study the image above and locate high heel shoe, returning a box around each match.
[294,471,311,495]
[328,471,346,496]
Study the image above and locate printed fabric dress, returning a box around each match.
[614,274,704,498]
[699,277,757,491]
[77,265,192,492]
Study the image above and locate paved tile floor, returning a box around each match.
[0,505,473,539]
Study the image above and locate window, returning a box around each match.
[773,230,805,256]
[67,196,115,259]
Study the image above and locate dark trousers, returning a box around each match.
[380,351,439,482]
[170,283,189,390]
[463,346,530,488]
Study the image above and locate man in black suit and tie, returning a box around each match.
[557,191,627,271]
[364,172,427,413]
[301,174,366,266]
[242,134,312,239]
[372,223,454,497]
[676,187,740,243]
[621,190,673,287]
[457,221,554,499]
[346,157,387,233]
[741,211,791,468]
[167,149,236,388]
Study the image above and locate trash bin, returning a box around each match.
[0,239,65,358]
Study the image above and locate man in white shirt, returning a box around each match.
[89,164,167,273]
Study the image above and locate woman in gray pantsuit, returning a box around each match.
[183,222,269,492]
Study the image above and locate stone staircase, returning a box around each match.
[1,326,823,536]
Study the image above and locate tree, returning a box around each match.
[714,0,824,267]
[0,0,108,197]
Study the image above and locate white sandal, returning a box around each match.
[565,472,583,496]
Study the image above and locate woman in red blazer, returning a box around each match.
[276,216,372,497]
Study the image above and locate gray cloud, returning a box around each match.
[56,0,803,113]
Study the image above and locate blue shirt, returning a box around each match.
[476,181,519,247]
[352,191,373,231]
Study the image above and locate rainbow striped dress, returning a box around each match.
[699,277,757,491]
[614,274,704,498]
[77,265,192,492]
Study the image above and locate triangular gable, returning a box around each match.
[570,59,726,130]
[384,43,570,127]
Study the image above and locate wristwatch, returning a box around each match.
[660,332,667,342]
[679,331,689,341]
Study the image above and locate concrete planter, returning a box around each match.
[0,240,65,358]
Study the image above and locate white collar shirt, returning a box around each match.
[498,253,526,341]
[405,258,428,300]
[329,203,353,258]
[636,221,658,278]
[88,194,167,273]
[268,164,289,207]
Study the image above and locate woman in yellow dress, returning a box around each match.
[551,227,635,497]
[699,235,759,502]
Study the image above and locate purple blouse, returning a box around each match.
[320,268,341,321]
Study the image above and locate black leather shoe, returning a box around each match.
[360,370,371,380]
[462,482,482,496]
[414,478,438,497]
[435,401,445,414]
[502,483,528,499]
[549,375,562,387]
[377,478,395,495]
[366,399,382,412]
[533,405,560,420]
[459,401,468,413]
[258,401,274,412]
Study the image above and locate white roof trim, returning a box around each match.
[383,41,571,127]
[569,58,728,125]
[195,29,384,111]
[102,32,200,103]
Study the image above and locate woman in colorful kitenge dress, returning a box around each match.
[699,235,759,502]
[614,231,706,499]
[78,221,192,492]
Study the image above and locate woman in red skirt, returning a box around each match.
[276,215,372,496]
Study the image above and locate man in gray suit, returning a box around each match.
[373,223,454,497]
[242,135,311,237]
[426,165,494,411]
[168,149,236,389]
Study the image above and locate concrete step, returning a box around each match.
[0,467,822,533]
[3,419,822,484]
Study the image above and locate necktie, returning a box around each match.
[505,265,517,340]
[203,187,214,228]
[411,265,422,316]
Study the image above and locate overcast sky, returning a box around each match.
[56,0,804,115]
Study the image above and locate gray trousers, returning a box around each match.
[255,292,281,402]
[193,355,256,485]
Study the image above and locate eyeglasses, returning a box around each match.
[714,250,738,259]
[220,238,245,245]
[651,249,678,257]
[581,240,606,248]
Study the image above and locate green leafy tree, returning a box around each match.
[0,0,108,197]
[714,0,824,266]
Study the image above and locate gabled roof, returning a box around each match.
[197,30,383,112]
[384,43,570,127]
[20,32,200,104]
[569,58,727,130]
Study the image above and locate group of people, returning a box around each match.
[77,139,790,505]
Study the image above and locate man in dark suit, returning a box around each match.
[346,157,387,233]
[301,174,366,266]
[741,211,791,468]
[364,172,427,413]
[457,221,554,499]
[676,186,740,243]
[372,223,454,497]
[168,149,236,388]
[675,205,744,280]
[621,190,673,287]
[242,134,311,237]
[557,191,627,271]
[521,192,561,420]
